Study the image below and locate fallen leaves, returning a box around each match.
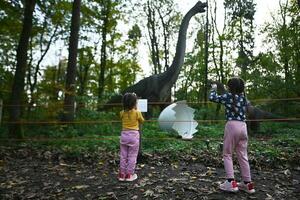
[143,189,154,197]
[73,185,89,190]
[265,193,274,200]
[0,147,299,200]
[283,169,291,176]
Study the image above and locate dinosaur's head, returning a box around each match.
[194,1,207,13]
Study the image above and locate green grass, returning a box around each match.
[0,120,299,168]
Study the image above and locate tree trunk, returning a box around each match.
[238,16,247,81]
[0,99,3,125]
[77,61,90,110]
[158,8,170,71]
[297,68,300,97]
[146,0,161,74]
[9,0,36,138]
[279,0,290,98]
[62,0,81,122]
[157,6,174,103]
[97,1,110,110]
[203,2,209,120]
[211,0,226,83]
[296,55,300,96]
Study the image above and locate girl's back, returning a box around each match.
[120,109,144,130]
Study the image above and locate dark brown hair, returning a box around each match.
[227,77,245,95]
[122,92,137,111]
[227,77,246,113]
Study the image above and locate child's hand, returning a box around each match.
[211,83,217,90]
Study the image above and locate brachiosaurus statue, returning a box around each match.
[104,1,207,111]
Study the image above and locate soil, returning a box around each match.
[0,147,299,200]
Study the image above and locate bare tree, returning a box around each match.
[146,0,161,74]
[210,0,227,83]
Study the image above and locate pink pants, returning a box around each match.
[119,130,139,174]
[223,121,251,182]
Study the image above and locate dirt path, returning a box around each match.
[0,148,299,200]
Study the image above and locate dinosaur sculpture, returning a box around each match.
[104,1,207,113]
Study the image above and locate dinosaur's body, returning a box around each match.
[105,2,207,112]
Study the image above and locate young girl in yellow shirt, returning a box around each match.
[118,93,144,181]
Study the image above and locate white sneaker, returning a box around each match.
[238,182,255,194]
[118,172,126,181]
[220,180,239,192]
[125,173,138,181]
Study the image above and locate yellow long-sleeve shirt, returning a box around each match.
[120,109,144,130]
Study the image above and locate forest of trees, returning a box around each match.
[0,0,299,138]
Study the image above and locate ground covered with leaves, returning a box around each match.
[0,145,299,200]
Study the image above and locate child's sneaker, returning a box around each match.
[220,180,239,192]
[238,182,255,194]
[125,173,138,181]
[118,172,126,181]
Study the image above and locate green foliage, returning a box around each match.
[223,0,256,80]
[239,0,300,117]
[115,59,142,92]
[0,1,22,70]
[2,122,298,169]
[19,108,121,138]
[0,68,13,101]
[0,0,299,168]
[259,122,300,136]
[127,24,142,48]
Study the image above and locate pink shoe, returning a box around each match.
[220,180,239,192]
[238,182,255,194]
[125,173,138,181]
[118,172,126,181]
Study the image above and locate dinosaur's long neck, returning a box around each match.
[164,7,200,84]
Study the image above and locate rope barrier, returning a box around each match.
[1,118,299,125]
[250,97,300,103]
[2,120,120,124]
[0,136,276,142]
[1,97,300,107]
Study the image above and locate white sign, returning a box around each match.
[137,99,148,112]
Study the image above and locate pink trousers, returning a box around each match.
[119,130,139,174]
[223,121,252,182]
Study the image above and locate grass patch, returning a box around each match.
[0,122,299,168]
